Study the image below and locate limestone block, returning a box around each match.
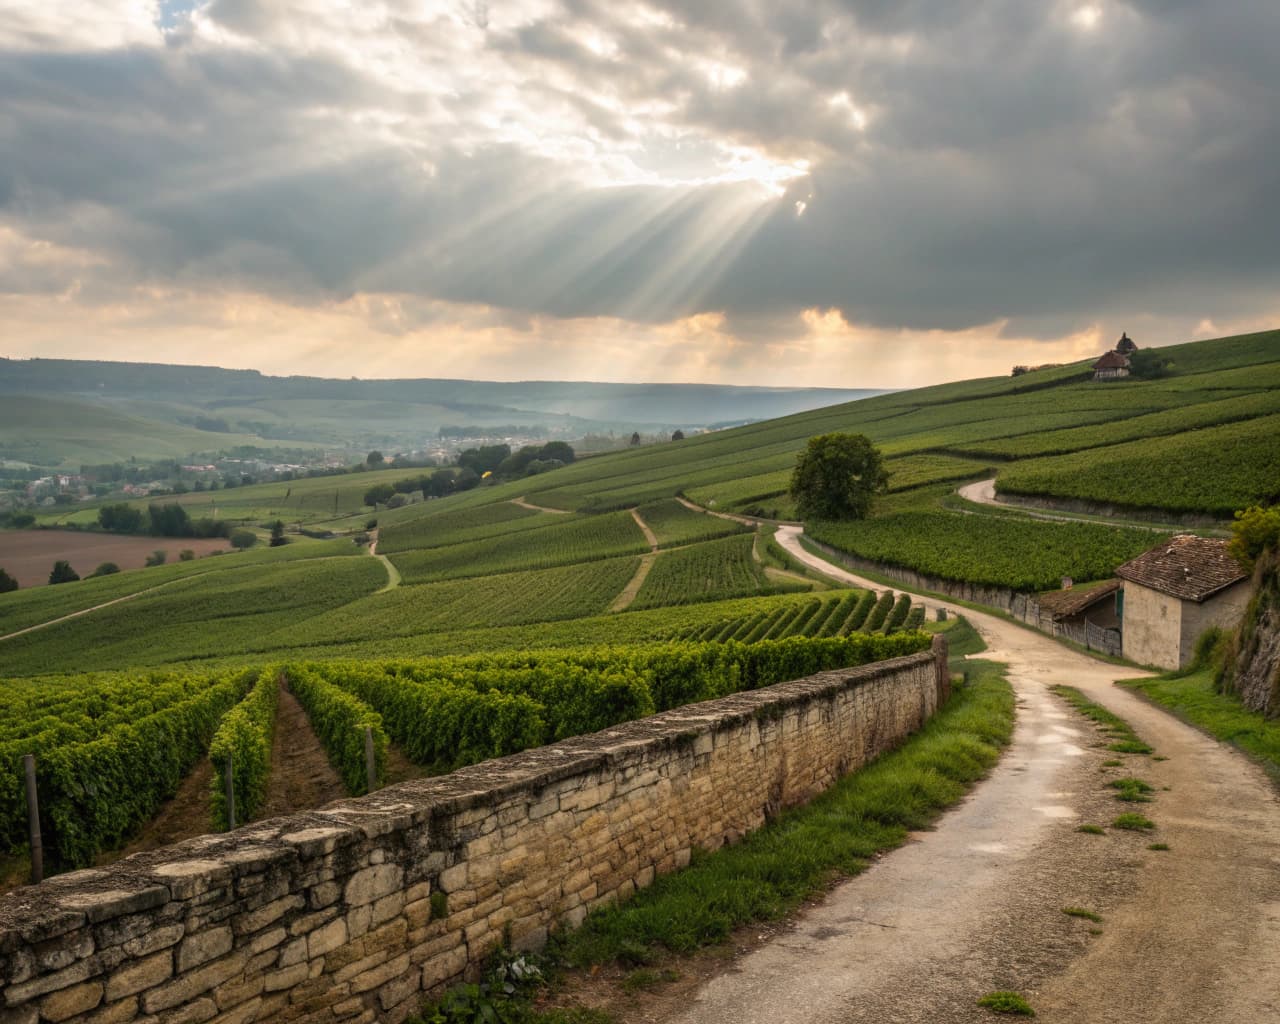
[81,996,138,1024]
[245,928,286,956]
[369,892,404,928]
[39,981,103,1022]
[140,951,247,1014]
[105,950,174,1002]
[157,995,216,1024]
[177,926,233,973]
[343,865,403,909]
[347,954,410,996]
[277,938,308,969]
[122,925,185,960]
[3,958,96,1007]
[211,969,264,1011]
[261,963,308,994]
[231,896,303,938]
[306,919,348,959]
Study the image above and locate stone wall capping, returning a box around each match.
[0,646,945,1024]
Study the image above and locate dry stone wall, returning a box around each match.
[0,644,946,1024]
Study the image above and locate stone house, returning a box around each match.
[1115,535,1251,669]
[1092,350,1131,380]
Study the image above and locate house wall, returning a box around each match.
[1121,581,1184,669]
[1177,580,1253,668]
[0,644,947,1024]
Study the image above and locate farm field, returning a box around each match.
[0,530,231,589]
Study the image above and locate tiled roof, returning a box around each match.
[1116,535,1249,602]
[1038,579,1121,618]
[1093,351,1130,370]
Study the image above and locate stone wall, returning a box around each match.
[805,538,1042,624]
[0,645,947,1024]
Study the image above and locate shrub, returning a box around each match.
[48,560,80,585]
[230,529,258,550]
[145,549,167,566]
[88,562,120,578]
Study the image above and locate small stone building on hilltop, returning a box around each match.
[1092,349,1131,380]
[1115,331,1138,355]
[1116,535,1251,669]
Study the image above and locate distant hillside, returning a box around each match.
[0,358,883,461]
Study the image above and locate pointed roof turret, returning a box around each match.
[1115,332,1137,355]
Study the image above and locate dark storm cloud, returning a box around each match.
[1,0,1277,340]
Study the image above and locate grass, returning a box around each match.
[550,661,1014,968]
[1112,813,1156,831]
[1061,907,1103,923]
[1076,824,1106,835]
[1148,842,1171,851]
[1121,667,1280,784]
[1107,777,1155,802]
[1049,685,1154,755]
[977,991,1036,1016]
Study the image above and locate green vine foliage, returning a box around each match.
[209,668,281,830]
[288,668,388,795]
[41,669,257,867]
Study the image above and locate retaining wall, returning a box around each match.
[0,642,947,1024]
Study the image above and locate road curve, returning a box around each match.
[666,528,1280,1024]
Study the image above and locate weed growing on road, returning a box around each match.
[977,990,1036,1016]
[1050,685,1154,755]
[1076,824,1105,834]
[1061,907,1103,922]
[620,969,681,993]
[1113,813,1156,831]
[1108,777,1155,802]
[1100,759,1123,767]
[1148,842,1171,851]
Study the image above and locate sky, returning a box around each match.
[1,0,1277,389]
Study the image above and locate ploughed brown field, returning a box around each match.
[0,529,230,587]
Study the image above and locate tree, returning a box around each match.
[99,503,144,534]
[363,483,395,507]
[0,568,17,594]
[630,432,641,446]
[270,520,287,547]
[49,560,80,585]
[1129,349,1173,379]
[230,529,258,550]
[366,450,385,467]
[671,430,685,441]
[1229,505,1280,573]
[88,562,120,577]
[538,441,575,464]
[146,550,167,566]
[789,433,888,521]
[179,549,196,561]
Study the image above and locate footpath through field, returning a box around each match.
[657,528,1280,1024]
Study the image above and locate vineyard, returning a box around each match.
[376,500,548,554]
[0,556,389,676]
[637,498,753,547]
[630,534,780,610]
[387,509,648,583]
[807,510,1164,591]
[994,413,1280,516]
[0,632,929,875]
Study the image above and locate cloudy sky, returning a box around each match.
[1,0,1276,388]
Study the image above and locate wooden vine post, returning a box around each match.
[364,727,377,795]
[225,752,236,830]
[23,753,41,884]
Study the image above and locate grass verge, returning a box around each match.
[1049,685,1153,755]
[1121,668,1280,785]
[553,660,1014,968]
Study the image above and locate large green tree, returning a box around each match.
[789,433,888,520]
[0,568,17,593]
[49,560,80,585]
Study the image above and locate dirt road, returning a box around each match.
[659,528,1280,1024]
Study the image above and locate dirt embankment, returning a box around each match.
[0,530,230,587]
